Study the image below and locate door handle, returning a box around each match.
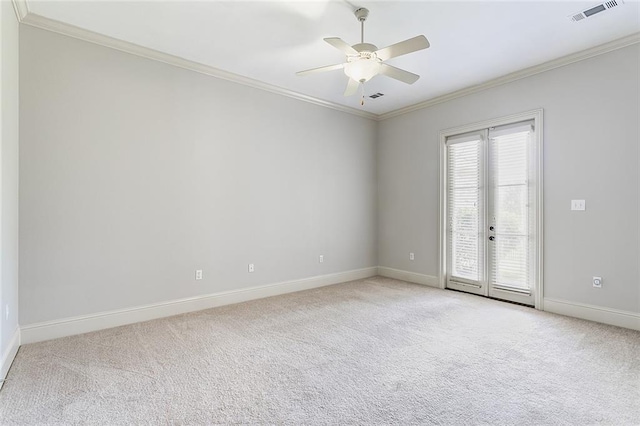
[489,226,495,231]
[489,236,495,241]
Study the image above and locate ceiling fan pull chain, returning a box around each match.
[360,81,365,106]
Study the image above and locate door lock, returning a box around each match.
[489,226,495,231]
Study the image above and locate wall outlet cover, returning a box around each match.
[571,199,586,211]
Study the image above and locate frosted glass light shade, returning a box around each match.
[344,58,381,83]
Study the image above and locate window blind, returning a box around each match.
[488,121,533,291]
[447,134,483,283]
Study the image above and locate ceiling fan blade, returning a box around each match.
[324,37,359,56]
[344,78,359,96]
[379,64,420,84]
[375,35,430,61]
[296,63,345,77]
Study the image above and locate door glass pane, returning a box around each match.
[448,139,482,282]
[490,129,530,291]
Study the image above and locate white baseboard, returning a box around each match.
[20,267,378,345]
[377,266,440,288]
[18,269,639,347]
[0,327,20,390]
[377,267,640,331]
[544,298,640,331]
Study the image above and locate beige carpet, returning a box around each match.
[1,276,639,425]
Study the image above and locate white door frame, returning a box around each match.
[438,109,544,310]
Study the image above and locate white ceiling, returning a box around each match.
[26,0,640,115]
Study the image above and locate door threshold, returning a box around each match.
[445,288,534,308]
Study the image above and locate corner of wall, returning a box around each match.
[1,0,21,379]
[0,327,20,389]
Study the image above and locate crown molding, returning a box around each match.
[13,4,640,123]
[18,12,378,121]
[378,31,640,121]
[11,0,29,22]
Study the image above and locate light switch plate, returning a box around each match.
[571,200,586,211]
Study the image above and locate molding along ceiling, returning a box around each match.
[378,31,640,121]
[13,1,377,121]
[11,0,640,121]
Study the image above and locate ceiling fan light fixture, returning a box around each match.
[295,7,430,97]
[343,58,381,83]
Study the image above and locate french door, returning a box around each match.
[443,117,540,306]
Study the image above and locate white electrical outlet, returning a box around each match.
[195,270,203,280]
[571,200,586,211]
[593,276,602,288]
[319,255,324,263]
[248,263,255,273]
[409,252,415,261]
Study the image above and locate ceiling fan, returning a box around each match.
[296,7,430,103]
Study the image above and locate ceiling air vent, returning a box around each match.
[570,0,624,22]
[369,93,384,99]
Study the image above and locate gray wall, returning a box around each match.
[17,23,640,326]
[378,44,640,313]
[19,26,377,325]
[1,0,20,359]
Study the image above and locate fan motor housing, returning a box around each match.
[352,43,379,54]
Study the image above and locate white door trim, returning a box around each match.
[439,109,544,309]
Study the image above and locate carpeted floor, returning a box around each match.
[1,276,639,425]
